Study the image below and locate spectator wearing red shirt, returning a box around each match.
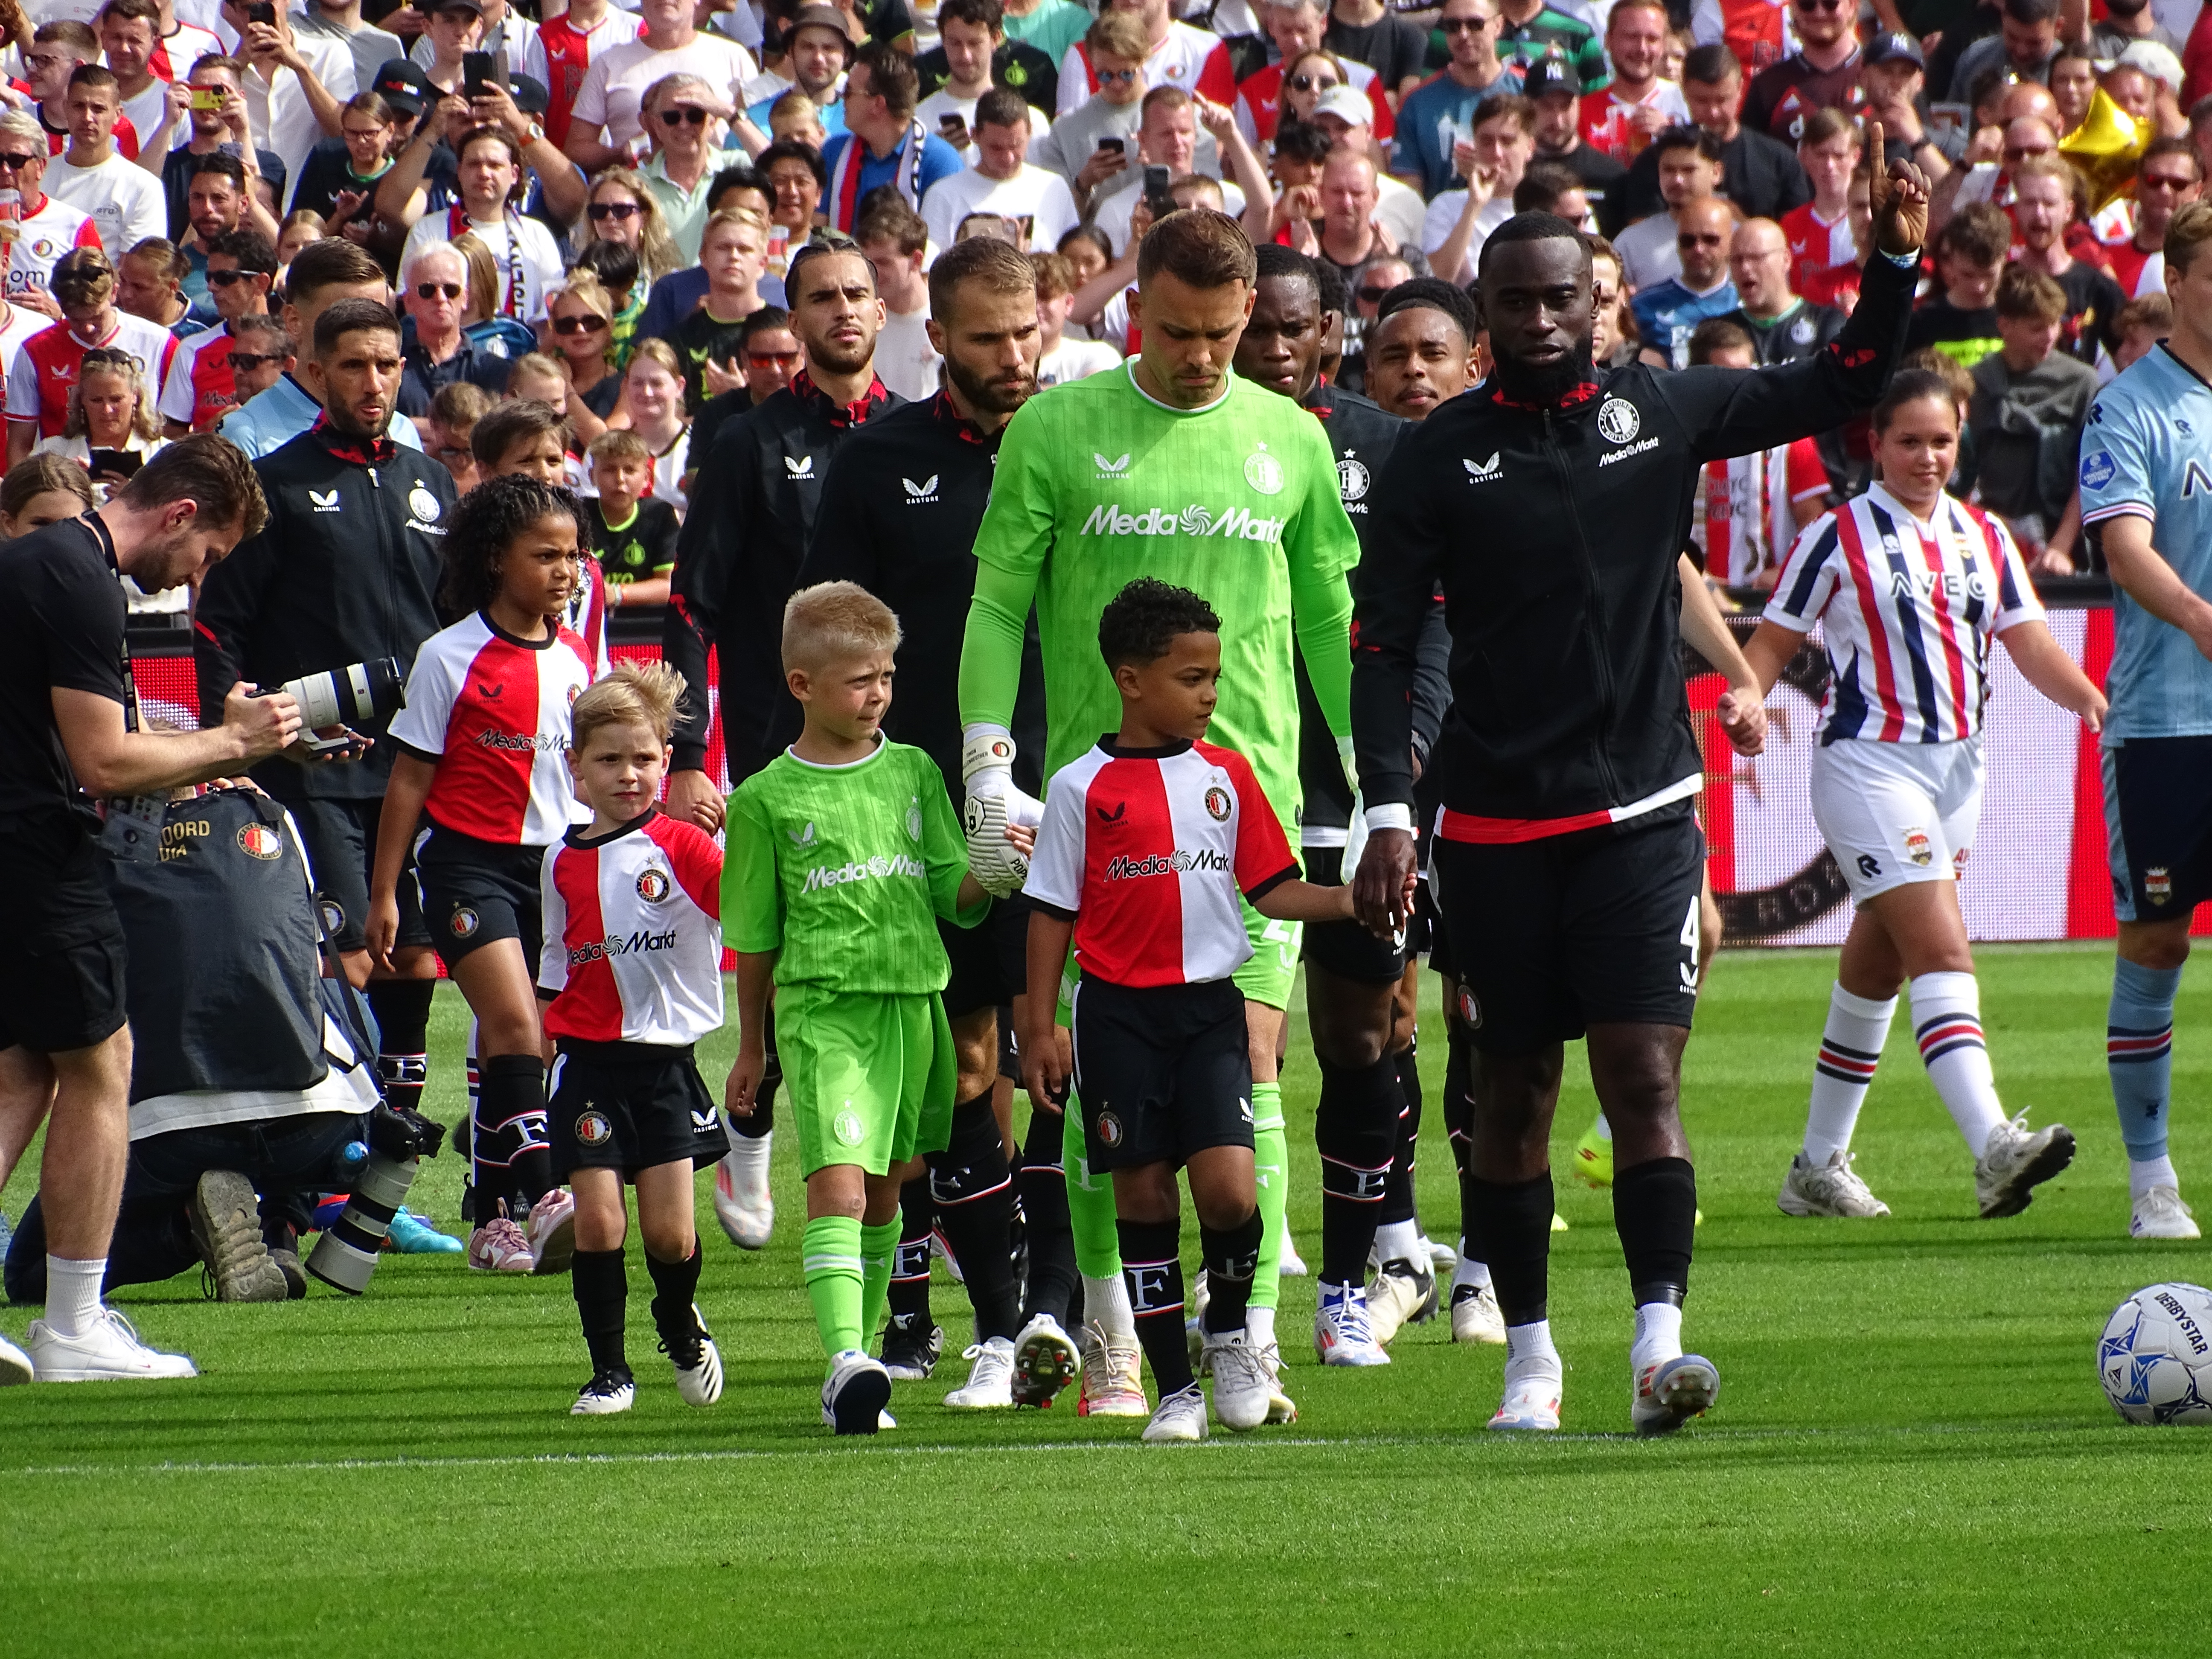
[6,247,180,463]
[1578,0,1687,166]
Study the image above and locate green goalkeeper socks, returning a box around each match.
[1062,1088,1123,1280]
[1250,1081,1286,1314]
[802,1215,864,1364]
[859,1217,900,1353]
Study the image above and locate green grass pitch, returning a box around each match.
[5,943,2211,1656]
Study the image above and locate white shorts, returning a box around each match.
[1810,736,1984,905]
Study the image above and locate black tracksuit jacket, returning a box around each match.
[1350,247,1914,830]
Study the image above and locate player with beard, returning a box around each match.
[664,234,896,1254]
[1230,245,1465,1366]
[790,236,1066,1408]
[1349,130,1929,1434]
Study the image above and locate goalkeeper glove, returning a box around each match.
[961,723,1043,899]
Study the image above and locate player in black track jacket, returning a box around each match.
[662,240,900,826]
[791,239,1069,1409]
[1348,134,1931,1436]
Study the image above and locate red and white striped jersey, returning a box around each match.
[1695,437,1828,586]
[539,808,724,1045]
[3,310,178,437]
[2104,237,2165,299]
[0,194,101,305]
[1025,737,1298,989]
[564,553,612,676]
[157,322,239,431]
[1764,482,2043,744]
[1577,81,1689,165]
[388,611,596,846]
[1779,200,1856,298]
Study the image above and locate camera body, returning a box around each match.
[255,657,403,756]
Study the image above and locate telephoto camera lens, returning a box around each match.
[305,1150,418,1295]
[280,657,403,729]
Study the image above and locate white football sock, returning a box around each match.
[1804,982,1896,1162]
[1631,1300,1684,1374]
[2131,1155,2181,1200]
[725,1127,771,1167]
[45,1256,105,1339]
[1246,1303,1276,1349]
[1503,1318,1560,1380]
[1373,1218,1422,1266]
[1452,1242,1493,1294]
[1083,1272,1136,1344]
[1909,971,2006,1160]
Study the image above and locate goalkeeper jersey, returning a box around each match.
[963,362,1359,841]
[724,736,984,993]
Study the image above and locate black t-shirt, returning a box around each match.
[0,515,127,835]
[289,136,394,225]
[1325,12,1429,91]
[2054,259,2128,366]
[1545,140,1627,229]
[1906,297,2002,365]
[676,304,758,413]
[913,39,1060,116]
[588,495,681,587]
[580,369,624,420]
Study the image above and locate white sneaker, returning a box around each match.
[1313,1282,1391,1366]
[1204,1329,1272,1430]
[664,1304,723,1406]
[1278,1232,1308,1277]
[1365,1257,1438,1346]
[527,1188,576,1274]
[1488,1365,1561,1431]
[26,1309,195,1381]
[1142,1381,1208,1443]
[944,1336,1016,1408]
[1449,1283,1506,1345]
[0,1331,33,1385]
[1976,1112,2076,1218]
[713,1135,774,1250]
[572,1369,635,1415]
[1632,1353,1720,1436]
[466,1212,533,1273]
[1075,1318,1148,1417]
[1777,1148,1892,1218]
[2132,1186,2203,1240]
[821,1348,892,1435]
[1010,1312,1080,1407]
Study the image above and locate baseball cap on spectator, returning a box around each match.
[1312,84,1372,127]
[1523,52,1578,99]
[372,58,432,117]
[508,73,550,116]
[2118,40,2184,98]
[414,0,484,14]
[1864,32,1924,68]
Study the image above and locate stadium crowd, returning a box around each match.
[0,0,2203,1437]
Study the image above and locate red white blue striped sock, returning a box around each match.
[1804,983,1896,1163]
[1910,971,2005,1159]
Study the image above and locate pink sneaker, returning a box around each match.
[527,1189,576,1275]
[466,1213,533,1274]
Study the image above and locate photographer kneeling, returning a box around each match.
[0,436,296,1383]
[3,785,425,1307]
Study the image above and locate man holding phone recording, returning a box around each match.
[1031,10,1218,210]
[146,55,288,241]
[920,88,1079,252]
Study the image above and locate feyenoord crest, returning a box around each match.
[1336,456,1370,501]
[236,821,283,860]
[1790,316,1815,345]
[907,799,924,841]
[1243,442,1284,495]
[1097,1111,1124,1149]
[576,1110,613,1147]
[635,867,670,903]
[407,484,442,523]
[1903,828,1933,867]
[2147,867,2174,904]
[1203,786,1231,821]
[833,1109,864,1147]
[319,898,346,937]
[1456,984,1482,1029]
[449,905,480,939]
[1596,396,1641,445]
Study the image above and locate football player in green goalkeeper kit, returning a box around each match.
[957,208,1362,1420]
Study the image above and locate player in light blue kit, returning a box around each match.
[2075,201,2212,1242]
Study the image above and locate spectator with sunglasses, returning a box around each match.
[158,227,277,435]
[1629,194,1743,367]
[583,167,683,281]
[545,270,625,418]
[393,239,510,415]
[1391,0,1519,201]
[0,112,102,324]
[634,76,725,262]
[1740,0,1866,143]
[224,315,294,405]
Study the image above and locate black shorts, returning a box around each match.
[1070,975,1252,1171]
[1301,844,1409,985]
[548,1039,725,1180]
[415,825,546,969]
[287,795,429,954]
[0,823,126,1055]
[941,892,1030,1018]
[1432,804,1705,1057]
[2106,737,2212,925]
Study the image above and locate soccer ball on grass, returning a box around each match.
[2098,1282,2212,1425]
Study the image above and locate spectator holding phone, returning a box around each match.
[34,347,169,503]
